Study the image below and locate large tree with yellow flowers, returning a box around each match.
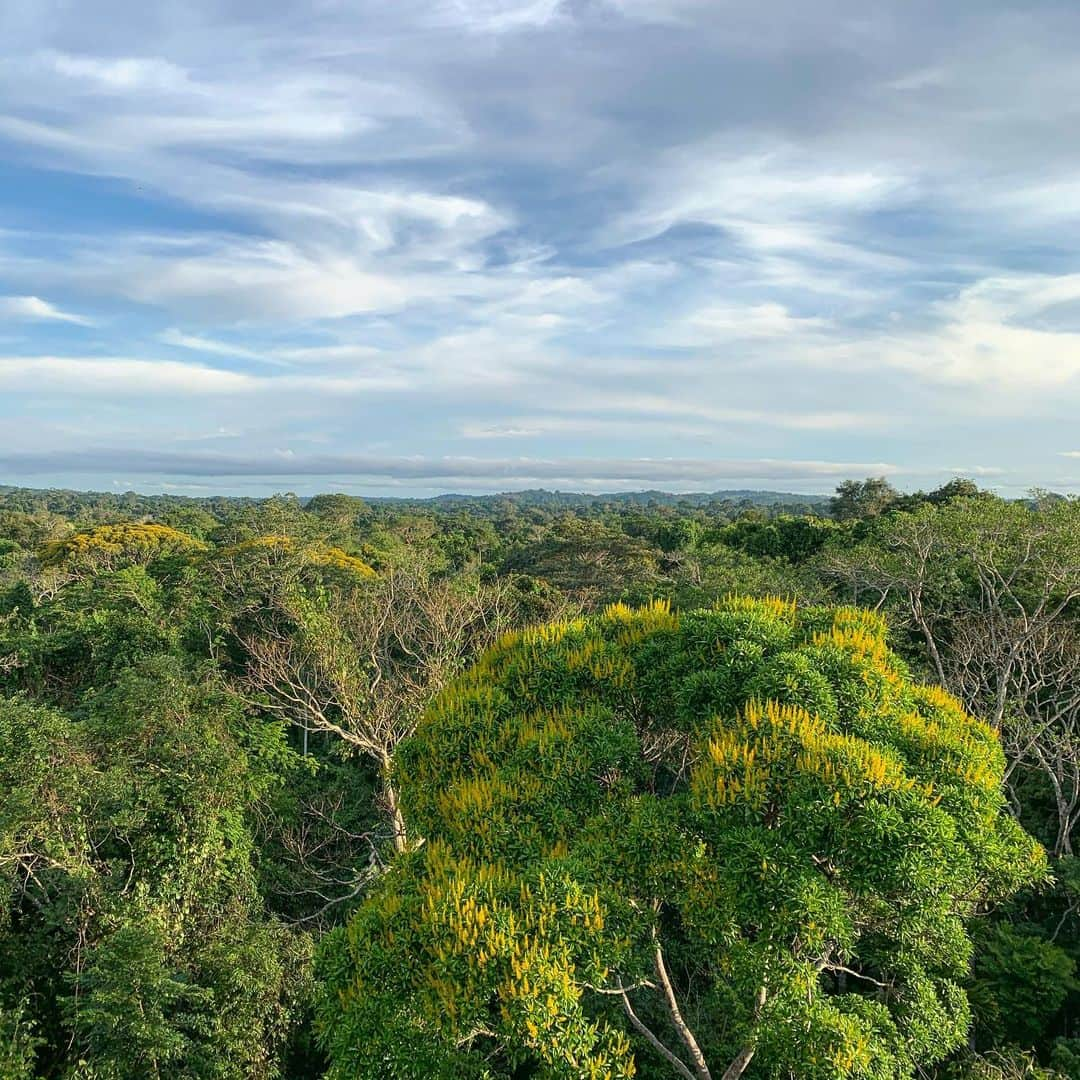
[316,597,1045,1080]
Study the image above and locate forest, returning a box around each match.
[0,477,1077,1080]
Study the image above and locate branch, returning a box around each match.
[815,960,891,991]
[720,986,767,1080]
[653,937,712,1080]
[618,985,697,1080]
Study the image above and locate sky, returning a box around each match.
[2,0,1080,497]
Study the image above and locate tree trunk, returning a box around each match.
[653,942,711,1080]
[380,762,408,853]
[721,986,767,1080]
[721,1045,756,1080]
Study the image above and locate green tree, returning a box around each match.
[938,1047,1068,1079]
[819,497,1080,855]
[829,478,900,522]
[0,661,310,1078]
[925,479,985,506]
[968,922,1077,1050]
[501,516,662,607]
[717,514,848,563]
[0,1000,41,1080]
[317,597,1044,1079]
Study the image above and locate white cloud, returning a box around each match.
[460,402,875,439]
[103,239,427,320]
[600,0,725,26]
[0,353,438,398]
[273,344,386,367]
[0,295,93,326]
[943,464,1006,476]
[433,0,566,33]
[602,142,910,253]
[0,355,254,395]
[809,273,1080,390]
[43,51,190,93]
[158,329,275,363]
[668,302,829,345]
[591,394,880,432]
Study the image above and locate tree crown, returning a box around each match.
[318,597,1045,1080]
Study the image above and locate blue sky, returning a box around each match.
[3,0,1080,496]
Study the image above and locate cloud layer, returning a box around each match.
[1,0,1078,494]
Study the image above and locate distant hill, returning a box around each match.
[0,483,829,518]
[368,488,829,511]
[0,484,263,518]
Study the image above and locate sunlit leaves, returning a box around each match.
[319,598,1045,1079]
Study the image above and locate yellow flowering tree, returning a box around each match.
[37,522,207,572]
[215,533,376,581]
[317,598,1045,1080]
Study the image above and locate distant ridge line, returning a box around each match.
[0,483,828,512]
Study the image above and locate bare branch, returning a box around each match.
[618,984,697,1080]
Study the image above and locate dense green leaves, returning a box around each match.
[0,481,1076,1079]
[0,665,312,1078]
[319,598,1045,1079]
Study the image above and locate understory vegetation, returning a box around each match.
[0,478,1077,1079]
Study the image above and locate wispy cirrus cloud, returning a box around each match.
[1,0,1080,493]
[0,295,93,326]
[801,274,1080,390]
[0,355,254,395]
[158,329,275,364]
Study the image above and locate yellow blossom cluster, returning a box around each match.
[38,522,207,569]
[217,534,375,576]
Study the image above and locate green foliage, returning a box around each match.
[830,478,901,521]
[937,1048,1069,1079]
[305,494,368,533]
[969,922,1077,1048]
[1049,1038,1080,1078]
[0,481,1073,1079]
[0,661,311,1078]
[72,917,218,1078]
[717,514,850,562]
[0,567,179,702]
[0,1000,42,1080]
[0,508,70,550]
[501,516,663,604]
[318,597,1045,1079]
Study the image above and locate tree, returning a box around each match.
[304,494,369,546]
[233,548,513,852]
[0,1000,41,1080]
[0,565,180,704]
[501,516,662,608]
[818,498,1080,855]
[829,478,900,521]
[36,522,207,572]
[925,478,985,506]
[967,922,1077,1050]
[305,494,367,527]
[950,619,1080,856]
[938,1048,1069,1079]
[717,514,848,563]
[317,597,1044,1080]
[0,661,310,1078]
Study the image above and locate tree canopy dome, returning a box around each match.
[318,597,1045,1080]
